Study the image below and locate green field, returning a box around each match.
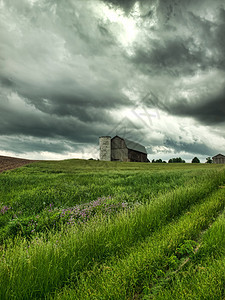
[0,159,225,299]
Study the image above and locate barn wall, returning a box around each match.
[100,135,148,162]
[128,149,147,162]
[213,156,225,164]
[111,136,128,161]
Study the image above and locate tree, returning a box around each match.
[168,157,185,163]
[152,159,167,163]
[156,159,162,163]
[206,157,212,164]
[192,157,200,163]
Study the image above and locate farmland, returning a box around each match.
[0,159,225,299]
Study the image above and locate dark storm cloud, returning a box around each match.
[0,76,14,88]
[124,1,225,127]
[130,5,225,75]
[0,0,133,151]
[0,92,111,143]
[131,38,197,77]
[18,84,128,120]
[102,0,136,12]
[164,138,215,156]
[16,83,127,122]
[0,0,225,158]
[0,136,72,154]
[169,87,225,125]
[0,84,115,146]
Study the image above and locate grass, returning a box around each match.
[0,160,216,242]
[50,188,225,299]
[147,209,225,300]
[0,159,224,299]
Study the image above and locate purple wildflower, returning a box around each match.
[0,205,11,215]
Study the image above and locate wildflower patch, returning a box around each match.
[2,196,133,240]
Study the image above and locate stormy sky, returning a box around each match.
[0,0,225,162]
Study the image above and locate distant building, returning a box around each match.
[99,135,148,162]
[212,154,225,164]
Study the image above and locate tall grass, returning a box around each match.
[51,188,225,299]
[0,168,224,299]
[150,209,225,300]
[1,160,221,242]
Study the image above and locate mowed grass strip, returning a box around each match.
[52,188,225,300]
[0,171,224,299]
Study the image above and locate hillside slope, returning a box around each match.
[0,155,36,173]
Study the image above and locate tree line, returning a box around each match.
[151,157,213,163]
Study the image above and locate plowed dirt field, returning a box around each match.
[0,156,36,173]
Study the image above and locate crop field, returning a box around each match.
[0,159,225,299]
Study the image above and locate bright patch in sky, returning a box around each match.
[120,107,160,128]
[95,2,140,54]
[1,0,225,161]
[28,0,39,5]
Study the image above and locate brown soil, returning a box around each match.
[0,155,37,173]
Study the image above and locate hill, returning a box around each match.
[0,155,36,173]
[0,159,225,299]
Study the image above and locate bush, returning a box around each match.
[168,157,185,163]
[192,157,200,163]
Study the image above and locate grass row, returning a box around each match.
[149,205,225,299]
[51,191,225,299]
[49,190,225,299]
[0,167,207,213]
[0,169,224,299]
[1,161,219,243]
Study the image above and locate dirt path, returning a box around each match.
[0,156,37,173]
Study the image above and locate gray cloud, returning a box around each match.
[164,138,216,157]
[101,0,137,12]
[0,0,225,159]
[169,87,225,125]
[126,3,225,127]
[0,135,73,154]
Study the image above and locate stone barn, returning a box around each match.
[212,154,225,164]
[99,135,148,162]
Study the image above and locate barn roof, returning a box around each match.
[212,153,225,158]
[113,136,147,154]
